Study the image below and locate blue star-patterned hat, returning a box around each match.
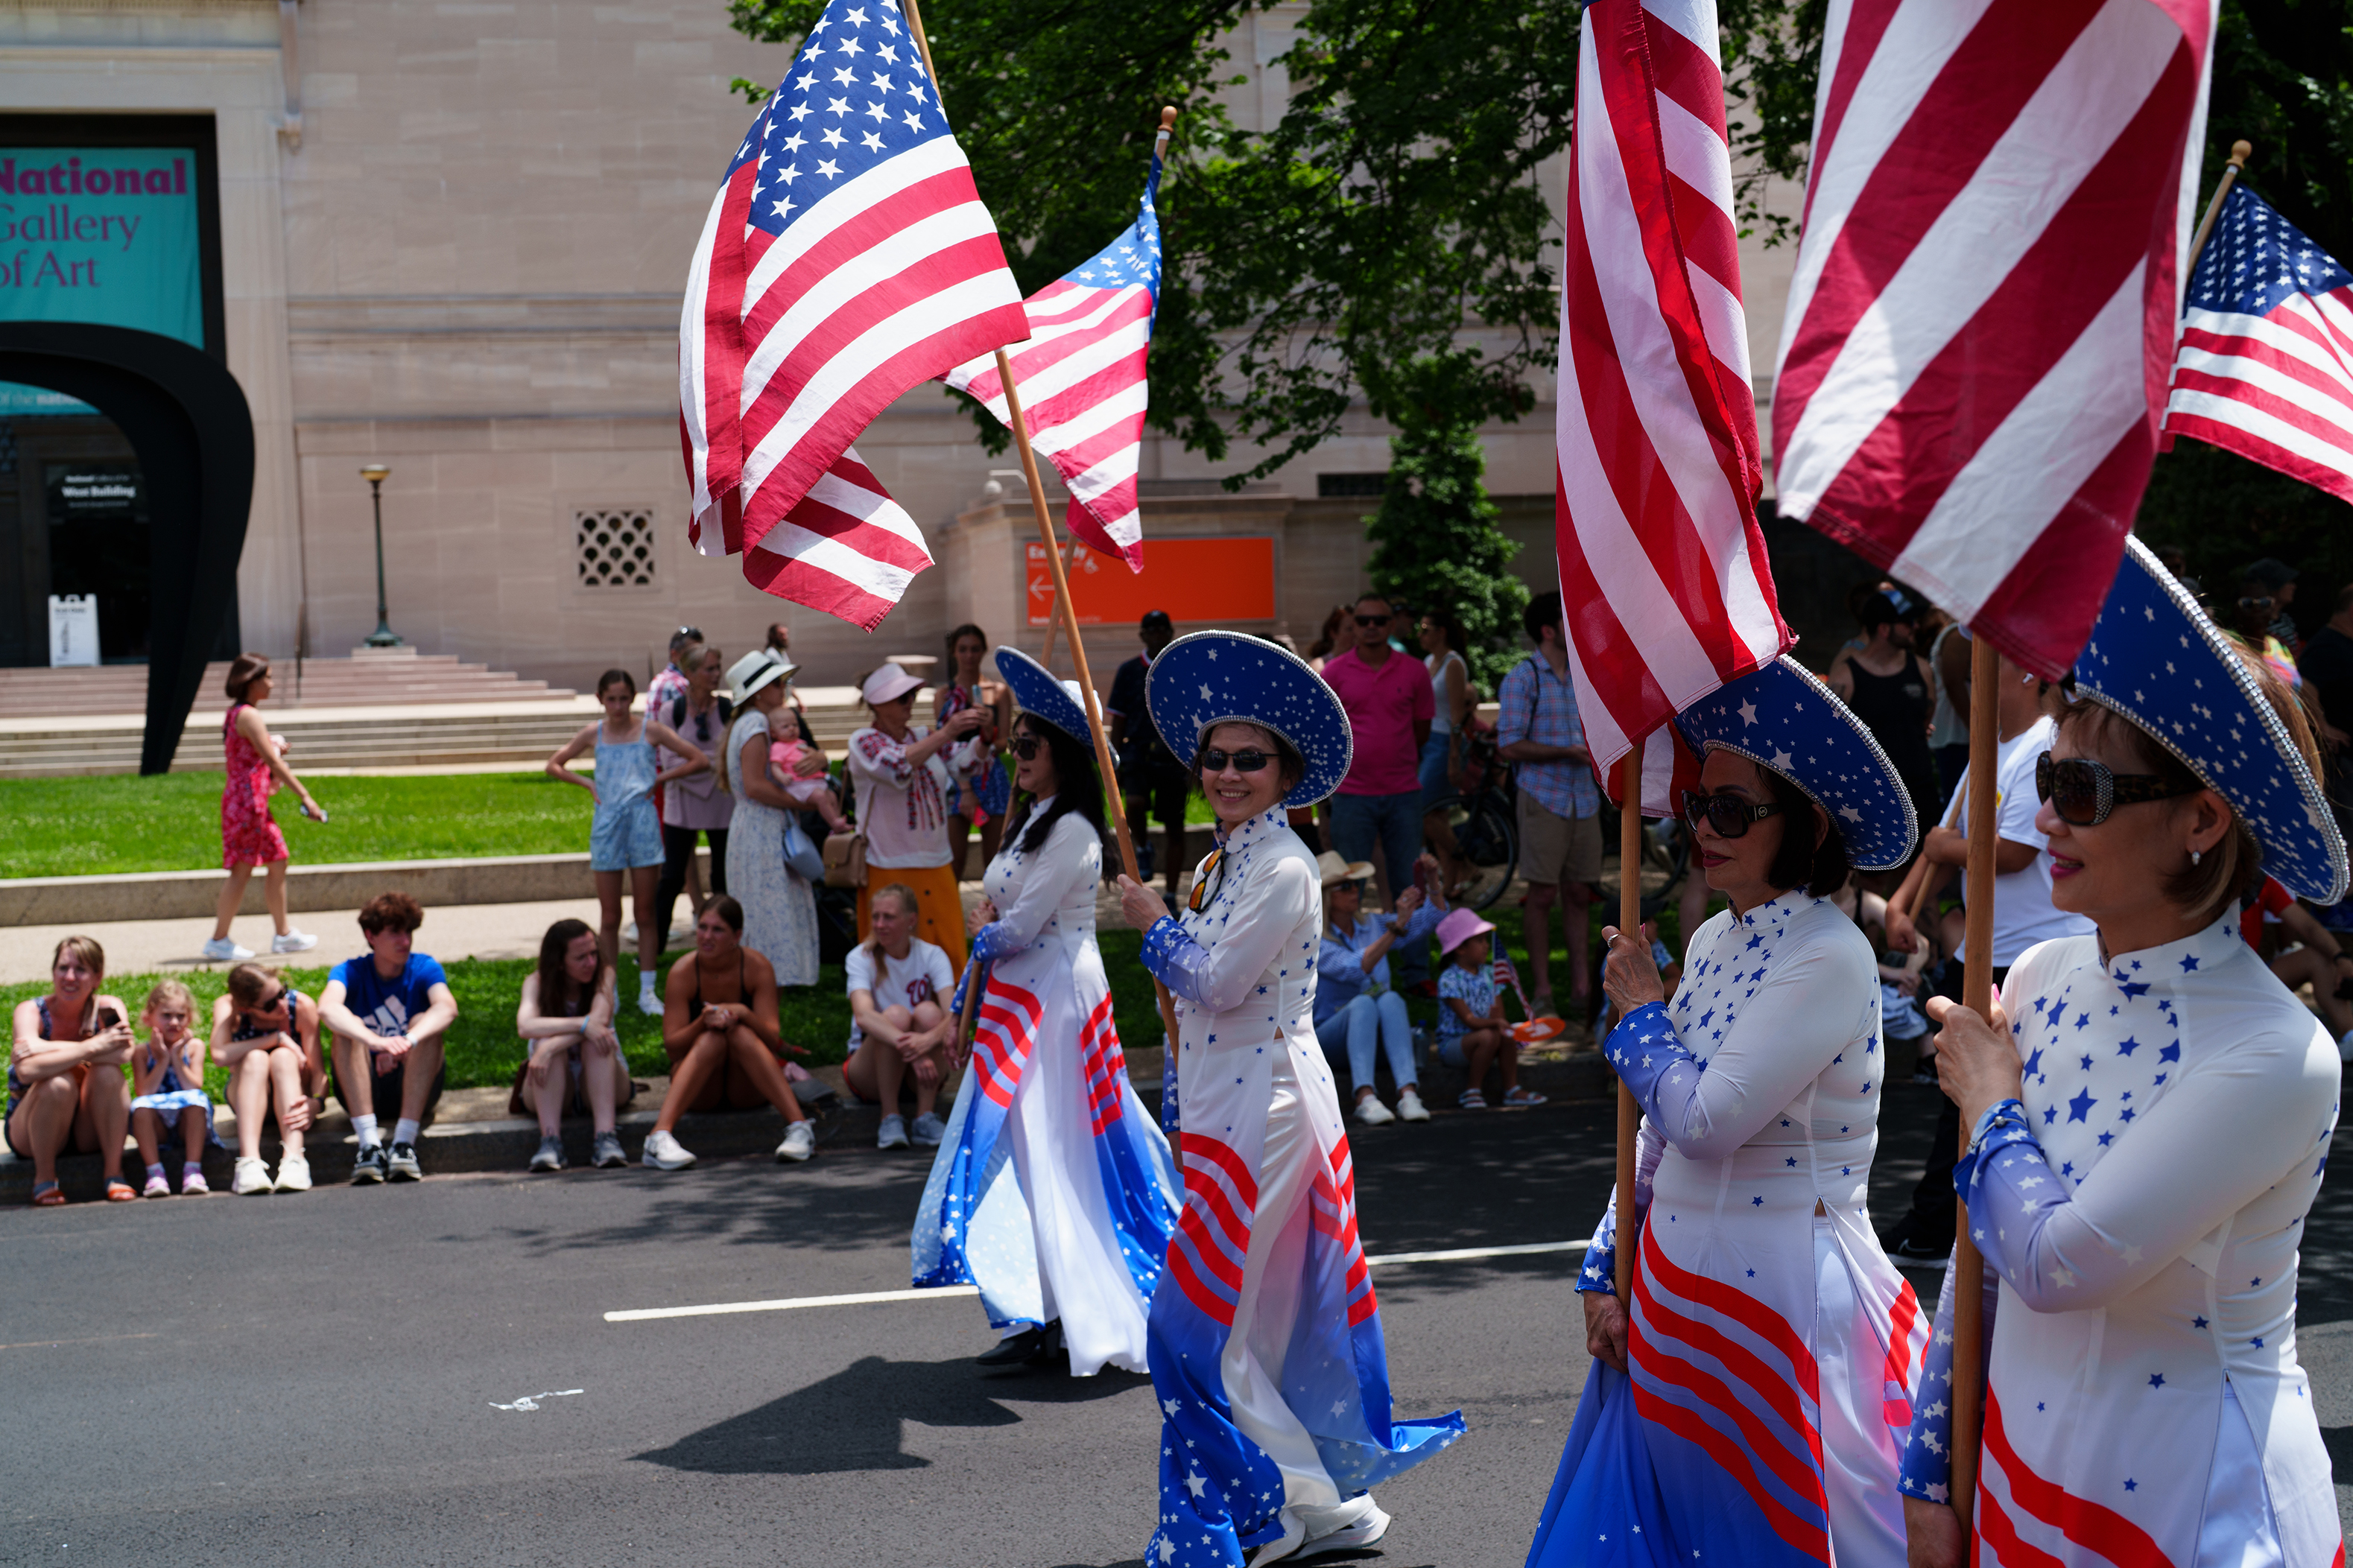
[1144,631,1353,807]
[1673,656,1920,871]
[2073,538,2348,903]
[991,646,1098,752]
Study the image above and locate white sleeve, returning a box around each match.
[987,816,1098,952]
[1160,856,1318,1015]
[925,944,956,1004]
[844,944,875,998]
[1996,744,2049,851]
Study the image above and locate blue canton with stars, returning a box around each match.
[1146,632,1355,808]
[2186,182,2353,320]
[2074,539,2348,902]
[729,0,952,238]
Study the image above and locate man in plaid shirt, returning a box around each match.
[1497,591,1598,1019]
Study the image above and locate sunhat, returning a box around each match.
[1315,851,1377,888]
[726,648,796,700]
[861,662,925,708]
[2074,538,2348,903]
[992,646,1093,746]
[1670,655,1919,872]
[1435,907,1496,959]
[1144,631,1354,808]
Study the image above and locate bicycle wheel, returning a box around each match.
[1440,792,1518,912]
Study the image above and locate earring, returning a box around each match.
[2191,849,2202,866]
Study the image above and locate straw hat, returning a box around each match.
[1316,851,1376,889]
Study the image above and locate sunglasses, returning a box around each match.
[1201,748,1275,774]
[1682,789,1782,839]
[1354,613,1390,627]
[2238,596,2276,612]
[1012,734,1045,761]
[2034,752,2201,827]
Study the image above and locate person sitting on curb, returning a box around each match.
[1314,850,1446,1126]
[513,918,635,1173]
[212,961,326,1196]
[130,981,213,1198]
[319,891,457,1185]
[7,936,136,1206]
[1435,908,1545,1110]
[847,881,956,1150]
[649,895,817,1169]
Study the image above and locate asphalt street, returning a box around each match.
[8,1082,2353,1567]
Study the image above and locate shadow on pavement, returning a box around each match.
[633,1353,1142,1475]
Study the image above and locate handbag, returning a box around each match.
[782,814,827,883]
[822,828,867,888]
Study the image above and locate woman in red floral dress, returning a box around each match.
[205,653,324,963]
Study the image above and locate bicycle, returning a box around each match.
[1425,729,1519,912]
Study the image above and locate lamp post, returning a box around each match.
[359,463,401,648]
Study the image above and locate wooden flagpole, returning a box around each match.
[1614,747,1644,1299]
[1036,535,1078,673]
[1948,629,2001,1527]
[2189,139,2253,267]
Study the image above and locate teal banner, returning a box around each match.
[0,148,203,415]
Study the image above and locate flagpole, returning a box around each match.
[2188,139,2253,269]
[1948,630,2001,1529]
[1614,746,1644,1300]
[1037,535,1077,673]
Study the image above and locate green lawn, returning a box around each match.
[0,770,596,879]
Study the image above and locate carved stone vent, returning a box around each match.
[574,507,656,588]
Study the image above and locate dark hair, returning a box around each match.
[1523,590,1564,644]
[1004,715,1106,857]
[701,893,744,934]
[1354,591,1393,612]
[1755,764,1852,898]
[668,626,703,654]
[1420,605,1466,652]
[596,667,636,700]
[766,623,791,653]
[1307,606,1349,661]
[225,652,270,702]
[358,890,424,936]
[2335,581,2353,615]
[1189,723,1303,799]
[534,918,603,1019]
[944,623,989,665]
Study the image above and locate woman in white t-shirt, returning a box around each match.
[844,882,957,1151]
[1418,606,1474,890]
[847,662,982,972]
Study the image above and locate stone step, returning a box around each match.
[0,651,574,720]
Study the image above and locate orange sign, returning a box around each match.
[1025,537,1278,626]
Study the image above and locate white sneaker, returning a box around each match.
[1396,1089,1431,1123]
[641,1129,697,1170]
[270,930,319,954]
[1353,1094,1396,1126]
[877,1114,910,1150]
[910,1112,947,1148]
[273,1154,312,1193]
[203,938,255,963]
[776,1120,817,1163]
[1296,1499,1390,1560]
[232,1155,272,1196]
[637,983,663,1018]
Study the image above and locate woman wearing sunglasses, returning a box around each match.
[1117,632,1463,1566]
[211,960,325,1196]
[1530,656,1925,1568]
[1898,542,2349,1568]
[913,650,1179,1378]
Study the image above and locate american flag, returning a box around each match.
[1554,0,1790,811]
[677,0,1030,629]
[945,151,1165,571]
[2163,184,2353,505]
[1771,0,2216,681]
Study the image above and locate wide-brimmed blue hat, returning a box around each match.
[1673,656,1919,871]
[2073,539,2348,902]
[1145,631,1352,807]
[992,646,1099,752]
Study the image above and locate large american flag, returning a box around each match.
[1771,0,2216,681]
[2163,184,2353,505]
[945,151,1165,571]
[677,0,1030,629]
[1554,0,1789,810]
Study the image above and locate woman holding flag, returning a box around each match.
[911,648,1178,1377]
[1899,543,2348,1568]
[1118,632,1463,1567]
[1527,656,1925,1568]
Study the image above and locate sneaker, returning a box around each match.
[636,984,662,1018]
[529,1136,566,1172]
[1353,1094,1396,1126]
[591,1131,627,1168]
[910,1112,947,1148]
[142,1172,171,1199]
[1885,1235,1952,1266]
[232,1156,273,1196]
[350,1141,389,1185]
[201,937,254,962]
[386,1142,422,1182]
[877,1114,910,1150]
[777,1120,817,1163]
[642,1129,697,1170]
[273,1154,312,1193]
[1297,1499,1391,1561]
[1395,1088,1431,1123]
[270,930,319,954]
[181,1167,210,1196]
[1528,991,1556,1019]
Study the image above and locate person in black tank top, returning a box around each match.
[1829,591,1941,830]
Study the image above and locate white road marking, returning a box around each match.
[604,1240,1594,1324]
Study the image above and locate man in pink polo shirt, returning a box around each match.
[1320,592,1437,988]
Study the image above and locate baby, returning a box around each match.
[130,980,212,1197]
[769,734,850,832]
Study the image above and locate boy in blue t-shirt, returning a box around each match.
[318,891,458,1184]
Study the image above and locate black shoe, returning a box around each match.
[387,1141,423,1182]
[350,1142,389,1185]
[978,1324,1054,1367]
[1027,1319,1066,1368]
[1884,1234,1951,1263]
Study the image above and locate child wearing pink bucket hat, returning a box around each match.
[1434,908,1542,1110]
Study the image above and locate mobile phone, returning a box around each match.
[95,1006,121,1030]
[300,800,329,823]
